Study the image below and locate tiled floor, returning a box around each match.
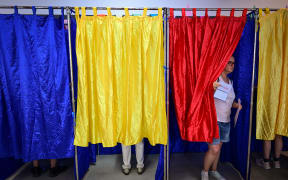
[11,152,288,180]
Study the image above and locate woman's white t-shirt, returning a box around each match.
[214,76,235,123]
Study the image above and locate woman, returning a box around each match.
[201,56,242,180]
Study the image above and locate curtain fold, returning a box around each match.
[74,7,167,147]
[0,7,74,162]
[256,9,288,140]
[170,8,247,143]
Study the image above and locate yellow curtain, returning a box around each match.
[74,7,167,147]
[257,9,288,140]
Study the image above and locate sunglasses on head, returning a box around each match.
[227,61,235,65]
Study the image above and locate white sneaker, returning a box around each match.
[256,159,271,169]
[274,161,281,169]
[137,167,144,174]
[201,170,209,180]
[209,171,226,180]
[122,168,131,175]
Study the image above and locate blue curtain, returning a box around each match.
[220,14,255,180]
[75,146,90,180]
[155,93,208,180]
[0,7,74,162]
[155,145,164,180]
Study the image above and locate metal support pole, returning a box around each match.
[246,9,258,180]
[66,7,79,180]
[163,7,167,180]
[165,7,170,180]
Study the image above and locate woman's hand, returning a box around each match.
[237,101,242,110]
[233,99,242,110]
[213,81,221,90]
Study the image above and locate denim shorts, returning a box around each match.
[211,122,230,145]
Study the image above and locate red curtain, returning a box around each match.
[170,8,247,143]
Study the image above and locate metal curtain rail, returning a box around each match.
[0,6,159,10]
[0,6,63,9]
[0,6,281,11]
[172,8,279,11]
[0,6,281,15]
[69,7,160,10]
[258,8,282,11]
